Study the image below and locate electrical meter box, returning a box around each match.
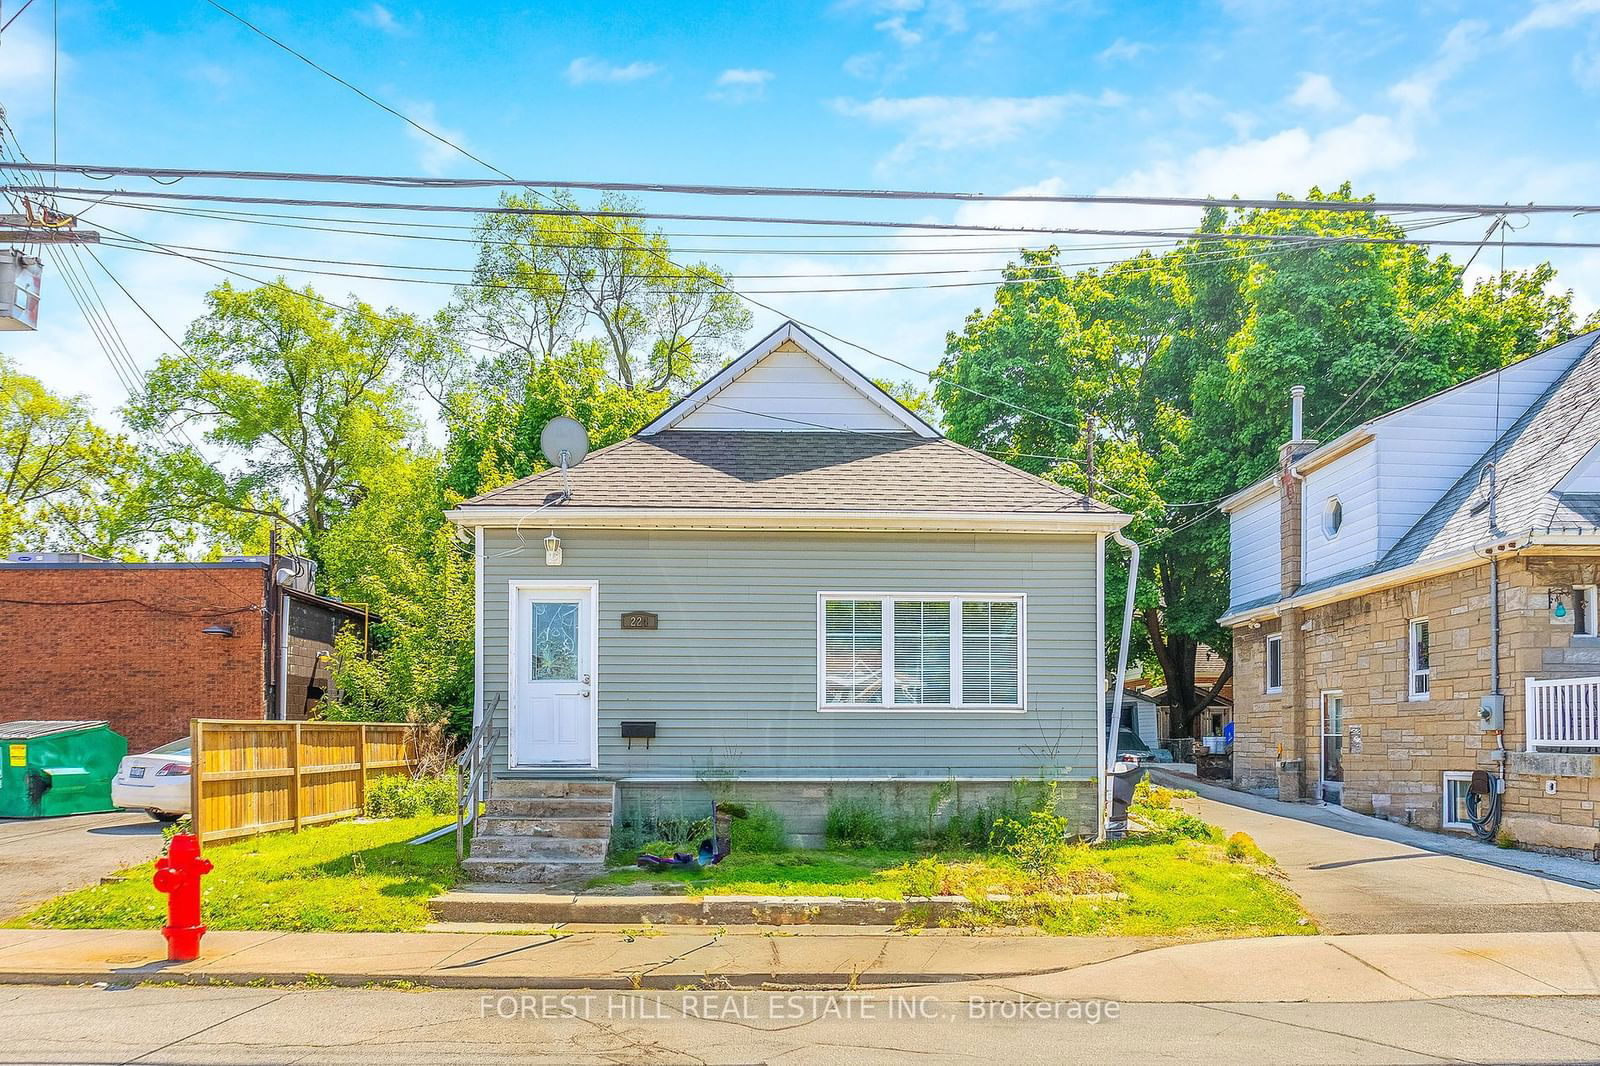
[0,251,43,331]
[0,721,127,818]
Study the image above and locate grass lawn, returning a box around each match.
[592,788,1314,938]
[6,815,459,933]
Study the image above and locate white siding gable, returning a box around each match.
[1229,490,1282,610]
[1371,338,1589,551]
[673,341,908,432]
[1302,440,1379,584]
[640,320,938,437]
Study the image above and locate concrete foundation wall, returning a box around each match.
[616,778,1097,849]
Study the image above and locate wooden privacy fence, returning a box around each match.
[189,720,421,845]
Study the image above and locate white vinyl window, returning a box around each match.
[1575,586,1598,637]
[1408,618,1431,700]
[1442,771,1474,831]
[1265,633,1283,694]
[819,594,1024,710]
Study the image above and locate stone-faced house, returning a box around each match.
[1222,330,1600,856]
[445,321,1129,880]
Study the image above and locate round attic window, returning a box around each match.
[1323,497,1344,538]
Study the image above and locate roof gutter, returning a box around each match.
[446,506,1131,535]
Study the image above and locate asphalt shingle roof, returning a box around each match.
[460,430,1120,515]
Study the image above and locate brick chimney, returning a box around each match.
[1279,385,1319,595]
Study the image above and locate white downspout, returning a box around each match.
[1102,529,1141,839]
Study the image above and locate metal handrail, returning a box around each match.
[456,694,501,862]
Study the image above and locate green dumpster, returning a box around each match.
[0,721,127,818]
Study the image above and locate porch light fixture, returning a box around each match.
[544,532,563,566]
[202,623,235,638]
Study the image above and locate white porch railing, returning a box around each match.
[1525,676,1600,751]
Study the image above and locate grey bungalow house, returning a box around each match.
[446,321,1128,880]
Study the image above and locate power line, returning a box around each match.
[20,184,1600,249]
[11,160,1600,218]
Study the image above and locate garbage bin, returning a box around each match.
[1106,761,1147,840]
[0,721,127,818]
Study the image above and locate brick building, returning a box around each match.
[1223,331,1600,857]
[0,555,370,754]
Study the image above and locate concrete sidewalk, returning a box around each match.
[5,926,1600,999]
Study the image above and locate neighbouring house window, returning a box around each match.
[1576,586,1598,637]
[1265,633,1283,693]
[1442,772,1474,830]
[820,594,1024,709]
[1323,497,1343,538]
[1408,618,1431,700]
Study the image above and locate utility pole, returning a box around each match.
[1084,412,1097,500]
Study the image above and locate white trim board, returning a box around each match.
[448,507,1128,535]
[638,320,939,438]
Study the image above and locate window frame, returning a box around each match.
[1408,617,1431,701]
[816,592,1026,712]
[1575,585,1599,638]
[1264,633,1283,694]
[1441,771,1474,831]
[1322,496,1343,539]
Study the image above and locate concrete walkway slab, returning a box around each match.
[1152,771,1600,933]
[4,927,1600,1000]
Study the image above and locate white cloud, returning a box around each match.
[563,57,661,86]
[876,14,925,47]
[1288,72,1342,111]
[353,3,407,34]
[710,68,774,103]
[1506,0,1600,38]
[1388,20,1487,113]
[832,93,1096,163]
[401,101,469,175]
[1096,38,1149,63]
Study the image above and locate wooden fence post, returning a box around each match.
[290,722,303,831]
[356,723,369,816]
[190,720,204,844]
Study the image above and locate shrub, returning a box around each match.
[364,773,455,819]
[730,805,788,853]
[1224,831,1272,864]
[995,782,1073,878]
[825,797,890,848]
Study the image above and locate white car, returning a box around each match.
[111,738,191,822]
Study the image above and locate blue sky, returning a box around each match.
[3,0,1600,429]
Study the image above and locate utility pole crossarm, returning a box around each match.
[0,214,100,243]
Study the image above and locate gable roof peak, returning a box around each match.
[639,320,939,438]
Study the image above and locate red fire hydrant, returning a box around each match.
[152,833,212,962]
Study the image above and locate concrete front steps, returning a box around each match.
[461,779,614,886]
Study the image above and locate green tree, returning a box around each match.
[128,281,427,553]
[938,185,1590,738]
[0,357,171,557]
[452,191,750,391]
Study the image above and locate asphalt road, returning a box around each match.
[1,983,1598,1064]
[1154,775,1600,934]
[0,811,164,920]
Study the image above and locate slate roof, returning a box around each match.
[459,430,1120,515]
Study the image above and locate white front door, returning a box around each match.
[511,583,597,767]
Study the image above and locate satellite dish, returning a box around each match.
[540,416,590,471]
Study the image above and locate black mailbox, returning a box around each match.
[621,721,656,748]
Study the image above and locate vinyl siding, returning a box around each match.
[479,528,1102,781]
[1372,339,1587,550]
[1228,492,1281,611]
[673,347,906,433]
[1302,441,1379,584]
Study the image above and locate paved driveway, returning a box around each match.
[1155,773,1600,934]
[0,811,165,919]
